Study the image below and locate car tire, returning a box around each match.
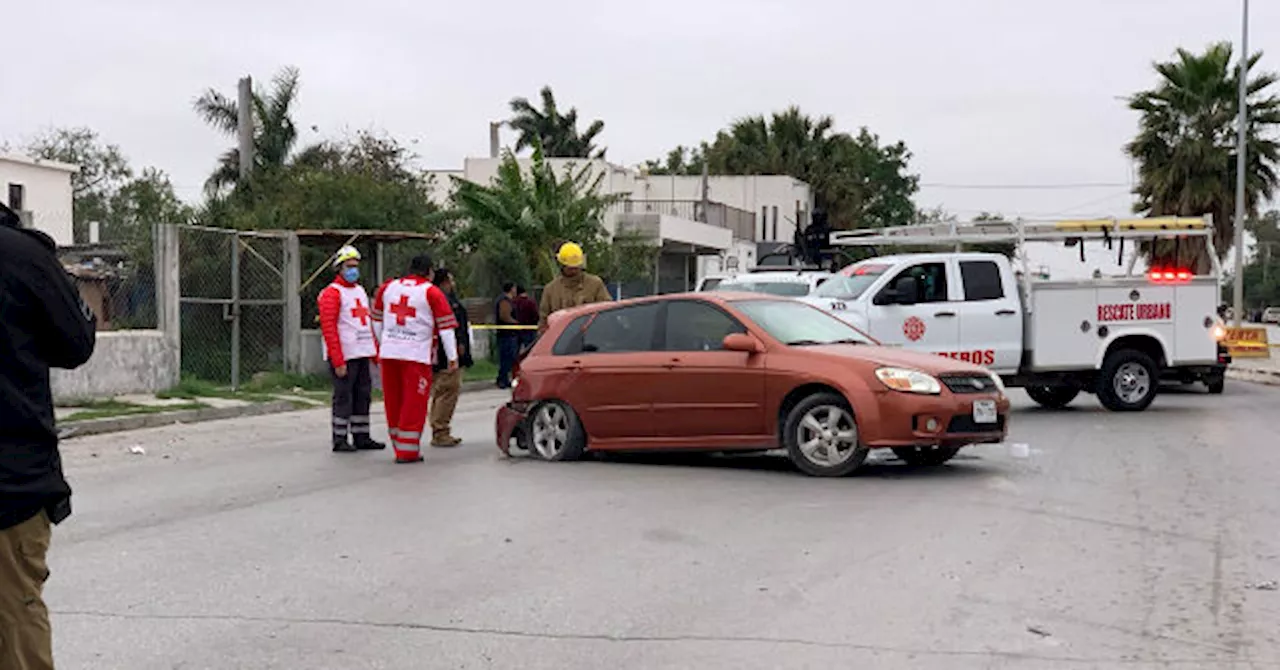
[528,401,586,462]
[892,445,962,466]
[1096,349,1159,412]
[1207,374,1225,395]
[1025,385,1080,409]
[782,392,869,477]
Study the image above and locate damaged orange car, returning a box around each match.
[495,293,1009,477]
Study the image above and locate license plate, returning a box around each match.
[972,399,998,424]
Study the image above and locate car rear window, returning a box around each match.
[715,280,811,297]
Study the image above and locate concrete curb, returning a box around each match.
[1226,367,1280,386]
[60,400,306,440]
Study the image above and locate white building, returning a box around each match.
[427,157,813,293]
[0,153,77,247]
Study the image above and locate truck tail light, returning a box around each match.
[1147,267,1193,284]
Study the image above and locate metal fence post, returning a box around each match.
[283,232,302,373]
[230,233,242,389]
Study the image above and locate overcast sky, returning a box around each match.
[4,0,1274,242]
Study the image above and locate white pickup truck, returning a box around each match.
[804,218,1225,411]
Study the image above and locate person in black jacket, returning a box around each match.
[428,268,472,447]
[0,201,97,670]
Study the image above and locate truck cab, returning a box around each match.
[802,253,1023,375]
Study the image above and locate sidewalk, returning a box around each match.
[1227,355,1280,385]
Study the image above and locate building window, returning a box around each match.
[760,206,767,240]
[7,183,24,212]
[772,205,778,241]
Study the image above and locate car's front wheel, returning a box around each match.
[783,393,868,477]
[528,401,586,461]
[1026,385,1080,409]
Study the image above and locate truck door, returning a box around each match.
[866,261,961,354]
[956,258,1024,373]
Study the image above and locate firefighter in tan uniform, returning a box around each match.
[538,242,612,333]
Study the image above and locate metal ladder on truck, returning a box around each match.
[827,216,1220,279]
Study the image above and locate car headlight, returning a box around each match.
[989,373,1006,392]
[875,367,942,394]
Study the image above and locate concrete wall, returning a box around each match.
[0,154,77,246]
[51,330,179,400]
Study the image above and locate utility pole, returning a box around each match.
[1232,0,1250,326]
[237,77,254,182]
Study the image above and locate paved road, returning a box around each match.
[48,382,1280,669]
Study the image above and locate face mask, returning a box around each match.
[342,267,360,283]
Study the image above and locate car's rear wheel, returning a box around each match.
[529,401,586,461]
[1207,373,1225,395]
[892,445,962,466]
[1026,385,1080,409]
[783,393,868,477]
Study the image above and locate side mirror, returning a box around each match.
[723,333,763,353]
[873,289,898,306]
[892,277,920,305]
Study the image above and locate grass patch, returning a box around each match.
[157,376,277,403]
[65,400,207,422]
[465,359,499,383]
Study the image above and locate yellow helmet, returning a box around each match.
[556,242,585,268]
[332,245,361,267]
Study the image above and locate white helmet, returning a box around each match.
[333,245,361,267]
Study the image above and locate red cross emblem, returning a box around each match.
[389,294,417,326]
[350,298,370,326]
[903,316,926,342]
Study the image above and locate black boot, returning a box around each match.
[354,435,386,451]
[332,437,357,453]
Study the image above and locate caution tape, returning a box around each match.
[471,324,539,331]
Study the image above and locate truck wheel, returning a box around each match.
[528,401,586,461]
[1207,374,1225,395]
[783,393,869,477]
[1026,386,1080,409]
[892,445,962,466]
[1096,349,1159,412]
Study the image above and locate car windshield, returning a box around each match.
[715,280,812,297]
[814,263,890,299]
[733,299,874,345]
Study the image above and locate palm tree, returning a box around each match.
[445,142,629,294]
[700,107,917,230]
[508,86,607,158]
[194,67,302,196]
[1127,42,1280,268]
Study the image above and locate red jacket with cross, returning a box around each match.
[317,275,379,368]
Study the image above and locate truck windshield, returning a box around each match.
[715,280,811,297]
[814,264,890,299]
[733,299,874,345]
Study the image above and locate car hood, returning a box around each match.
[804,344,991,376]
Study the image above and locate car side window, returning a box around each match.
[960,261,1005,301]
[663,301,746,351]
[883,262,949,303]
[551,314,591,355]
[581,303,660,353]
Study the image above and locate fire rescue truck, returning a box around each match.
[800,216,1226,412]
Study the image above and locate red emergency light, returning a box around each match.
[1147,267,1192,284]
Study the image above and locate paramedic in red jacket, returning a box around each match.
[371,254,459,464]
[317,245,385,453]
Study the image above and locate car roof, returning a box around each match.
[719,271,831,283]
[547,291,790,323]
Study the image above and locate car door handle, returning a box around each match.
[995,309,1017,316]
[934,311,957,318]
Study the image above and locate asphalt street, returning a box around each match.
[48,380,1280,669]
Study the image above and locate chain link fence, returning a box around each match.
[176,225,287,387]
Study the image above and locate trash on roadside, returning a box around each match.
[1010,443,1031,459]
[128,445,146,456]
[1027,625,1052,637]
[1247,580,1278,591]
